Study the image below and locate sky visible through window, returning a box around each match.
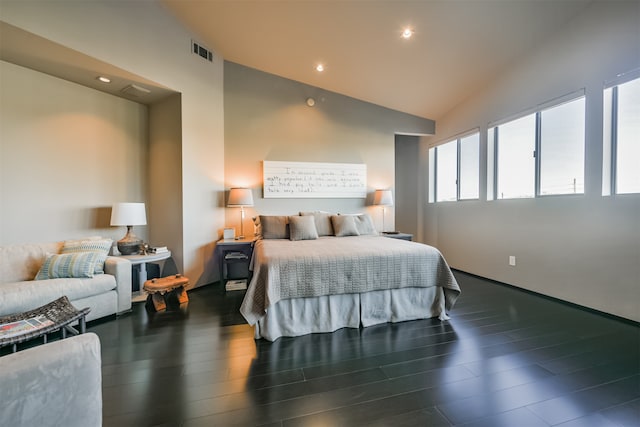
[616,78,640,194]
[433,79,636,202]
[459,133,480,199]
[497,114,536,199]
[436,141,457,202]
[540,98,585,195]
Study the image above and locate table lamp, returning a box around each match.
[373,189,394,232]
[110,202,147,255]
[227,188,254,240]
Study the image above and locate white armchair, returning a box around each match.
[0,333,102,427]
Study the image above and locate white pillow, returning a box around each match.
[299,211,335,236]
[353,214,377,235]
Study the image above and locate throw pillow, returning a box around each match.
[252,216,262,238]
[35,252,102,280]
[353,214,377,235]
[259,215,290,239]
[331,215,360,237]
[288,215,319,241]
[61,238,112,274]
[299,211,334,236]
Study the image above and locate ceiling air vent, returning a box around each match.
[120,84,151,98]
[192,40,213,62]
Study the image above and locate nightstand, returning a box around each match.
[381,232,413,241]
[217,237,254,291]
[119,251,172,302]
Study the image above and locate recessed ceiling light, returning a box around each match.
[97,76,111,83]
[315,64,324,72]
[402,28,413,39]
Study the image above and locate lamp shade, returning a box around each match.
[110,202,147,226]
[227,188,254,207]
[373,189,394,206]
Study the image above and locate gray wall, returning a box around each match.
[148,94,184,276]
[224,61,434,234]
[395,135,421,238]
[420,1,640,322]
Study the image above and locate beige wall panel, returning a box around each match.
[0,61,148,245]
[2,1,224,284]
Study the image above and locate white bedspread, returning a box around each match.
[240,235,460,325]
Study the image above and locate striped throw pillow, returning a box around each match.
[62,238,112,274]
[35,252,102,280]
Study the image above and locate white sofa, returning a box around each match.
[0,241,131,321]
[0,333,102,427]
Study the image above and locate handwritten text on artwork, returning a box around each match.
[263,161,367,198]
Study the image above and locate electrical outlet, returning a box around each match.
[509,256,516,266]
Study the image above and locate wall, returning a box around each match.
[1,1,224,285]
[0,61,148,244]
[224,61,434,234]
[148,94,183,274]
[421,1,640,321]
[395,135,421,238]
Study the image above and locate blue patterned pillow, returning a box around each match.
[35,252,101,280]
[61,238,112,274]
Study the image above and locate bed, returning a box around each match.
[240,214,460,341]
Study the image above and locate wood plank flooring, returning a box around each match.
[86,271,639,426]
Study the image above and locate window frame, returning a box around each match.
[430,130,480,203]
[488,91,586,200]
[434,139,458,202]
[458,132,481,200]
[603,70,640,196]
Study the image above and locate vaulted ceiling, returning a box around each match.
[162,0,593,120]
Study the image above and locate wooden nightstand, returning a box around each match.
[217,237,254,291]
[381,232,413,241]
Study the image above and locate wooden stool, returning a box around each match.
[143,274,190,312]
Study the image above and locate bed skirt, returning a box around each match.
[253,286,446,341]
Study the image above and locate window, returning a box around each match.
[430,131,480,202]
[435,140,457,202]
[489,94,585,199]
[496,113,536,199]
[604,75,640,195]
[459,133,480,200]
[539,98,585,195]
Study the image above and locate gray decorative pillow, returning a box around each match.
[299,211,334,236]
[288,215,319,241]
[353,214,377,235]
[331,215,360,237]
[259,215,290,239]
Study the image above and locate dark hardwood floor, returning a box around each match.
[86,271,638,426]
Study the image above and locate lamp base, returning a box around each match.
[117,226,143,255]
